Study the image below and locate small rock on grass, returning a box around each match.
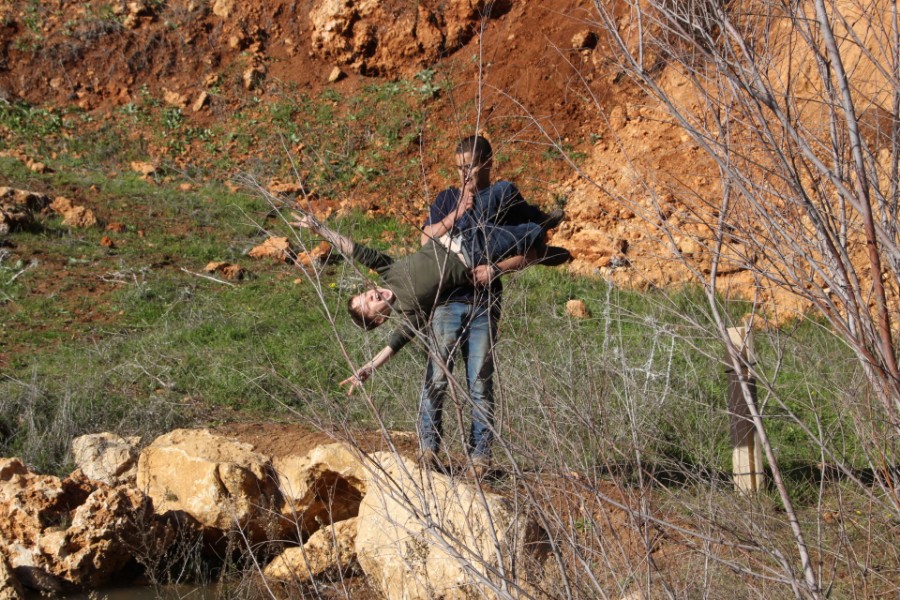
[294,241,334,268]
[248,237,294,262]
[130,161,157,176]
[566,299,590,319]
[205,261,247,280]
[50,197,97,229]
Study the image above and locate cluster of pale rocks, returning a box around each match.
[0,187,97,236]
[0,429,550,599]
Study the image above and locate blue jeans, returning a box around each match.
[418,301,497,460]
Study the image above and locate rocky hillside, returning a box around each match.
[1,1,705,282]
[3,0,882,315]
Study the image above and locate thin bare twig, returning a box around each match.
[179,267,237,287]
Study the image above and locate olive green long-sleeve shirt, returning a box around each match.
[351,240,469,352]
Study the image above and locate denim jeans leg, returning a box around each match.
[467,222,544,265]
[417,303,466,453]
[464,306,497,460]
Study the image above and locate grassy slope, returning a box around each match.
[0,80,867,490]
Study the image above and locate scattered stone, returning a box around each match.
[129,1,153,15]
[243,65,266,91]
[356,453,550,600]
[178,183,194,192]
[105,222,127,233]
[327,66,345,83]
[571,30,599,50]
[50,197,97,229]
[0,150,49,174]
[205,261,246,281]
[130,161,157,176]
[294,241,334,269]
[268,181,303,195]
[136,429,289,546]
[264,518,358,583]
[566,299,590,319]
[0,187,51,235]
[191,91,209,113]
[212,0,235,18]
[248,236,294,262]
[71,433,140,487]
[100,236,115,248]
[122,1,154,29]
[162,88,188,108]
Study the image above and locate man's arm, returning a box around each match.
[470,253,532,286]
[339,345,395,395]
[289,212,355,255]
[420,186,474,246]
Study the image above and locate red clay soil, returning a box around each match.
[0,1,607,141]
[216,421,420,460]
[0,0,716,295]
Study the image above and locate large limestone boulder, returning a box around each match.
[264,517,358,583]
[0,458,156,593]
[274,442,367,535]
[355,453,550,600]
[71,432,141,486]
[0,553,24,600]
[136,429,287,545]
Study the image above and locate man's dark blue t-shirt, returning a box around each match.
[423,180,543,307]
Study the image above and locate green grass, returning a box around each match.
[0,170,877,482]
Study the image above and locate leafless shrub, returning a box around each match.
[518,0,900,596]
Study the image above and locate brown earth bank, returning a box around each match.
[0,0,747,303]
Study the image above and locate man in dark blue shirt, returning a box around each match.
[418,135,566,477]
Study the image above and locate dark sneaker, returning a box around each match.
[540,245,572,266]
[542,208,565,230]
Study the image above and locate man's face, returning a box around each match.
[352,288,394,323]
[456,151,492,192]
